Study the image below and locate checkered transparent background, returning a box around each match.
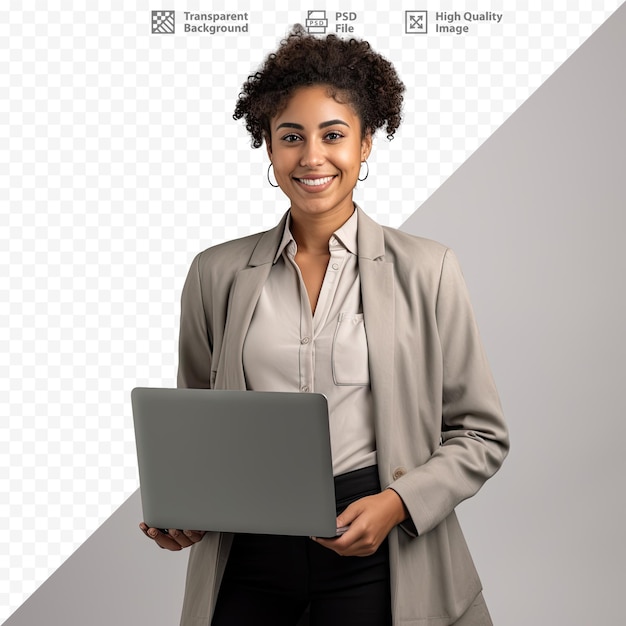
[1,0,621,618]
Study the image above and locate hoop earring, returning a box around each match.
[267,163,279,188]
[358,160,369,182]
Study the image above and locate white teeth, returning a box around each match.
[297,176,334,186]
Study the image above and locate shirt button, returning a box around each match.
[301,386,309,392]
[392,467,407,480]
[331,263,339,270]
[301,337,310,344]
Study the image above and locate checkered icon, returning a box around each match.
[152,10,175,34]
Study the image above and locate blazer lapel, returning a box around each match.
[357,208,396,466]
[217,266,271,389]
[215,212,289,390]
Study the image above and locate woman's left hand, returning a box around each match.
[312,489,408,557]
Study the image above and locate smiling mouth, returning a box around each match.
[294,175,336,186]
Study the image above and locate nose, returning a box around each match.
[299,140,325,167]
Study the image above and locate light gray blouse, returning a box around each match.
[242,209,376,476]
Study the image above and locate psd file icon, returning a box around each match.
[306,10,329,34]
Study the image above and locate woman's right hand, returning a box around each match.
[139,522,206,551]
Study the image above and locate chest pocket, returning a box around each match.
[332,313,370,386]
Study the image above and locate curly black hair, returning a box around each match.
[233,24,405,148]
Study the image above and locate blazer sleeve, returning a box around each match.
[177,253,213,389]
[391,248,510,536]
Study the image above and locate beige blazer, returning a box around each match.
[176,206,509,626]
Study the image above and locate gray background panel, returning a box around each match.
[403,4,625,623]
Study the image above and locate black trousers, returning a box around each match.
[211,465,392,626]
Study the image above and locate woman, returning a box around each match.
[140,25,509,626]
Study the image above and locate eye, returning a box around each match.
[324,131,344,141]
[280,133,302,143]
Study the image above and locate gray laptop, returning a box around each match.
[131,387,340,537]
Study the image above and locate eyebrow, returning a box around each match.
[275,119,350,131]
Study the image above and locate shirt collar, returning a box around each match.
[273,207,359,264]
[332,208,358,255]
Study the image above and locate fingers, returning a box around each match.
[314,525,377,557]
[181,529,206,542]
[312,492,403,557]
[165,528,195,549]
[335,499,361,529]
[139,523,206,551]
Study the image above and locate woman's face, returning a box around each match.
[267,84,372,224]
